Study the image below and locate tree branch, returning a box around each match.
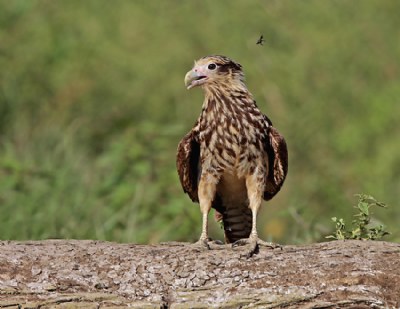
[0,240,399,308]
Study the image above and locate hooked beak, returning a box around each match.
[184,69,208,90]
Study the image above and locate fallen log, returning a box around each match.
[0,240,399,308]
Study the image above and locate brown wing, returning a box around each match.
[176,130,200,203]
[263,125,288,200]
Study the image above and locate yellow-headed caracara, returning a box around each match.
[177,55,288,257]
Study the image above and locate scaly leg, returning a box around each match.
[193,173,218,249]
[233,172,280,257]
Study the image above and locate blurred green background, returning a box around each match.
[1,0,399,244]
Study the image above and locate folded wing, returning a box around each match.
[264,125,288,201]
[176,130,200,203]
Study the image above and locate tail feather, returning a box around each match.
[221,201,252,244]
[212,174,253,244]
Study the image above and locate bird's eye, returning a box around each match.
[208,63,217,70]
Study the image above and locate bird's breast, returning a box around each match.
[199,116,264,176]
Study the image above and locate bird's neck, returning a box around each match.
[203,79,248,98]
[201,83,256,120]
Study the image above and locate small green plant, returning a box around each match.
[326,194,390,241]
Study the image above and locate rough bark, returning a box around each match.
[0,240,399,308]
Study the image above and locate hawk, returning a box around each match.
[176,55,288,257]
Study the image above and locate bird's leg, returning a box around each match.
[197,212,209,246]
[233,173,280,257]
[193,173,218,250]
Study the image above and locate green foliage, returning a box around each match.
[0,1,399,243]
[327,217,347,241]
[326,194,390,241]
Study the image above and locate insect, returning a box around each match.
[256,34,265,46]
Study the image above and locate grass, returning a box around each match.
[0,1,399,244]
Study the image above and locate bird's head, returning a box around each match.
[184,55,245,91]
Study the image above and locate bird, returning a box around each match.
[256,34,265,45]
[176,55,288,257]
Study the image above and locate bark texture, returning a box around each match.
[0,240,399,308]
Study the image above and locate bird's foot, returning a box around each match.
[191,238,226,251]
[232,236,281,258]
[192,238,211,250]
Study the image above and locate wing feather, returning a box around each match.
[176,130,200,203]
[263,125,288,200]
